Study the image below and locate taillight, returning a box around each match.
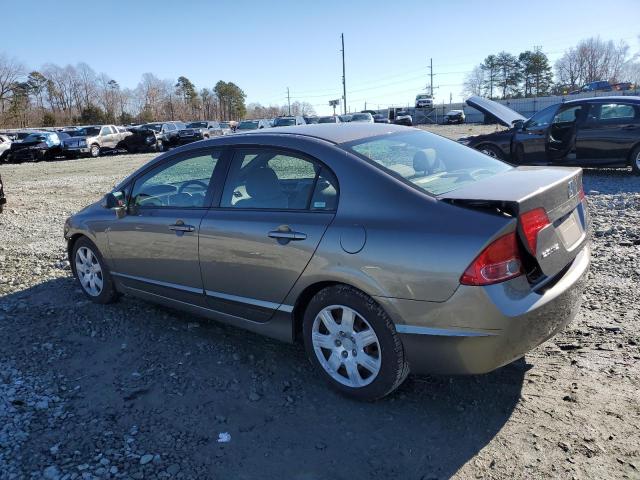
[519,208,550,255]
[460,232,523,286]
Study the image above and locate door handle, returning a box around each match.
[268,228,307,243]
[169,223,195,232]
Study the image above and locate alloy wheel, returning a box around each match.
[311,305,381,388]
[75,246,104,297]
[636,151,640,170]
[481,147,498,158]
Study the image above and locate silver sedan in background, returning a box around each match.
[64,124,590,400]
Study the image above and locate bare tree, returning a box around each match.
[0,53,25,119]
[462,65,486,97]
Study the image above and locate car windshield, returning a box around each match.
[318,116,338,123]
[344,131,512,196]
[71,127,100,136]
[186,122,207,128]
[142,124,162,132]
[220,122,229,128]
[351,114,370,121]
[238,121,258,130]
[446,111,460,115]
[274,118,296,126]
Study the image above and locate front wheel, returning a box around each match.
[90,144,100,158]
[303,285,409,401]
[72,237,118,304]
[630,145,640,175]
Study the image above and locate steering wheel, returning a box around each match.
[178,180,208,194]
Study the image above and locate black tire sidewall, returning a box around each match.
[72,237,117,304]
[630,145,640,175]
[302,285,408,401]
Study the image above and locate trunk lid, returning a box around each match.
[440,166,589,282]
[465,95,525,127]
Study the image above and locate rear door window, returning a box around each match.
[221,149,338,210]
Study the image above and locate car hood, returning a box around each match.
[465,96,525,127]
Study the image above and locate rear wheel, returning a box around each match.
[72,237,118,304]
[630,145,640,175]
[478,144,504,160]
[302,285,409,400]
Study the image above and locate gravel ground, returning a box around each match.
[0,129,639,479]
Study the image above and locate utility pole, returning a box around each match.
[286,87,291,115]
[341,33,347,115]
[428,58,434,97]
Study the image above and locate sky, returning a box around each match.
[4,0,639,116]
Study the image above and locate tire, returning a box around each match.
[90,144,100,158]
[478,144,504,160]
[302,285,409,401]
[630,144,640,175]
[155,141,164,152]
[72,237,118,304]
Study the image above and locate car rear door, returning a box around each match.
[576,101,639,164]
[198,147,338,321]
[105,148,226,305]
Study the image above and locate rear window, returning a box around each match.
[344,131,511,196]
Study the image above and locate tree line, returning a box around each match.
[463,36,639,99]
[0,56,251,128]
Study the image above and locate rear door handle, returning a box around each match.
[169,223,195,232]
[268,230,307,241]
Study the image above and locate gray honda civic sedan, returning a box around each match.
[64,123,591,400]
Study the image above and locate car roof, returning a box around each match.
[564,96,640,104]
[240,123,411,144]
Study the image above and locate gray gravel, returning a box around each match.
[0,135,639,479]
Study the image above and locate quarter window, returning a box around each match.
[131,150,221,208]
[221,149,338,210]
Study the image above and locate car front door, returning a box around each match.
[576,102,640,165]
[546,103,588,162]
[106,148,226,305]
[198,147,339,321]
[512,104,558,163]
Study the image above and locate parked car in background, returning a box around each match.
[140,122,182,150]
[65,123,590,400]
[0,134,12,162]
[64,125,131,158]
[236,119,271,132]
[570,81,612,95]
[350,113,374,123]
[318,116,342,124]
[219,122,233,135]
[393,111,413,126]
[339,115,352,122]
[273,116,306,127]
[612,82,635,91]
[61,132,90,158]
[118,126,161,153]
[415,93,433,109]
[178,121,224,145]
[459,95,640,174]
[372,114,390,124]
[444,110,465,124]
[304,116,319,124]
[7,131,67,162]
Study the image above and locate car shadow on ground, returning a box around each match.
[2,277,525,479]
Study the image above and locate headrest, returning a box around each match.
[413,148,437,174]
[246,167,281,200]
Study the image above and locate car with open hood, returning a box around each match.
[64,123,590,400]
[459,96,640,174]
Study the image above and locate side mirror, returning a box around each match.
[512,119,524,130]
[102,192,121,209]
